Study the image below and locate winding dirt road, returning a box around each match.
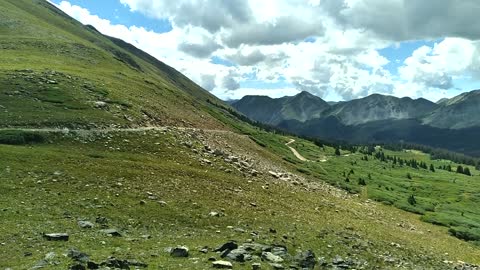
[285,139,308,161]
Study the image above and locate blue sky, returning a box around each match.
[52,0,172,33]
[52,0,480,102]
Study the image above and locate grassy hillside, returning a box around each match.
[0,0,226,129]
[2,1,480,269]
[244,128,480,243]
[2,128,480,269]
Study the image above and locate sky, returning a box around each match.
[50,0,480,102]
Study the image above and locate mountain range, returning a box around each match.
[232,90,480,156]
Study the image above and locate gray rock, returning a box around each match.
[100,229,122,237]
[43,233,69,241]
[270,263,284,269]
[226,248,252,262]
[170,246,189,257]
[95,216,108,224]
[268,171,280,178]
[78,220,94,229]
[31,260,48,270]
[44,252,56,261]
[67,248,89,263]
[100,257,129,269]
[262,252,284,263]
[209,211,221,217]
[294,250,316,269]
[212,260,233,269]
[332,255,344,265]
[252,262,262,270]
[271,246,288,258]
[242,243,270,253]
[215,241,238,252]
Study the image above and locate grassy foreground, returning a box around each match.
[1,129,480,269]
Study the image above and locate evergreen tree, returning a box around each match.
[358,178,366,186]
[335,147,341,156]
[430,164,435,172]
[464,167,471,176]
[457,166,464,174]
[408,194,417,206]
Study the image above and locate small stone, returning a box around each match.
[78,220,94,229]
[95,216,108,224]
[45,252,56,261]
[214,241,238,252]
[209,211,220,217]
[332,255,344,265]
[101,229,122,237]
[270,263,284,269]
[268,171,280,178]
[43,233,69,241]
[212,260,233,269]
[226,248,251,262]
[252,262,262,270]
[67,248,89,263]
[262,252,283,263]
[170,246,189,257]
[294,250,316,269]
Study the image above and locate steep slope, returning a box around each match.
[0,0,226,129]
[324,94,439,125]
[423,90,480,129]
[232,91,330,125]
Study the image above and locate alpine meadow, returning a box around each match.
[2,1,480,270]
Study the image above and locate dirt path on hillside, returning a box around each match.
[0,126,232,134]
[285,139,308,161]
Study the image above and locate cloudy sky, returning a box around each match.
[50,0,480,102]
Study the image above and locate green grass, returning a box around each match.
[2,130,480,269]
[242,130,480,243]
[2,1,480,269]
[0,0,228,130]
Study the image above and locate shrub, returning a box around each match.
[0,130,46,145]
[449,226,480,242]
[358,178,366,186]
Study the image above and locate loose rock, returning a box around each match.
[43,233,69,241]
[170,246,189,257]
[262,252,284,263]
[212,260,233,269]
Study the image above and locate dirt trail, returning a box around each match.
[285,139,308,161]
[0,126,231,134]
